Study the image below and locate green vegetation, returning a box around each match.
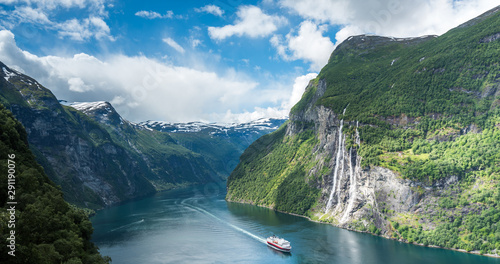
[391,175,500,254]
[290,79,317,115]
[374,111,500,183]
[318,17,500,121]
[227,125,320,215]
[0,104,109,263]
[402,120,500,182]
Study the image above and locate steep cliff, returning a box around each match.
[227,6,500,256]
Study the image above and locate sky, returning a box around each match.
[0,0,498,123]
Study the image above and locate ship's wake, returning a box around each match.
[182,201,266,244]
[110,219,144,232]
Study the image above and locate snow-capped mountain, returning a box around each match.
[70,101,127,126]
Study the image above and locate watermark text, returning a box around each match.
[6,153,16,257]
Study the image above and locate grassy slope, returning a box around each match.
[228,7,500,255]
[227,124,321,215]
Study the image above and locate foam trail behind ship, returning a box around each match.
[109,219,144,232]
[183,202,267,244]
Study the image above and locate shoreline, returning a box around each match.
[226,198,500,259]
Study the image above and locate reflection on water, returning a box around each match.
[91,185,499,264]
[267,246,293,258]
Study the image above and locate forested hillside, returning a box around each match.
[0,104,110,263]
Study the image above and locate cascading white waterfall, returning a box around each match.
[355,121,360,145]
[334,132,346,212]
[323,107,348,217]
[323,122,343,213]
[341,121,360,223]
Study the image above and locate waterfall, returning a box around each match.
[341,122,359,222]
[355,121,360,145]
[334,132,346,212]
[323,107,348,216]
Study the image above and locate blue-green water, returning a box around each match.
[91,185,499,263]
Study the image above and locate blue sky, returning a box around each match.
[0,0,497,123]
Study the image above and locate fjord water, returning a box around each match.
[91,185,498,264]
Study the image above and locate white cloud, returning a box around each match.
[2,0,107,15]
[135,10,174,19]
[162,37,185,54]
[214,72,318,123]
[270,35,290,60]
[0,0,111,41]
[68,77,93,92]
[0,30,277,123]
[110,95,125,105]
[208,5,287,40]
[271,21,334,71]
[280,0,499,40]
[0,30,319,123]
[214,107,288,124]
[57,16,112,41]
[287,21,334,71]
[333,25,364,44]
[195,4,224,17]
[191,38,202,48]
[286,72,317,109]
[12,6,53,25]
[271,0,497,71]
[2,0,88,9]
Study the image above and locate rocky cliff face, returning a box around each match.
[286,79,431,234]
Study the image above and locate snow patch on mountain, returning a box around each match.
[2,66,18,82]
[71,101,113,113]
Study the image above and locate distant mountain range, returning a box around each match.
[0,64,285,209]
[140,118,284,134]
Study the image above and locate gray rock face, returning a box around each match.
[286,78,457,234]
[9,103,157,208]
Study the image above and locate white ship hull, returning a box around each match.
[266,235,291,252]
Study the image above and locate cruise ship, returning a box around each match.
[266,235,291,252]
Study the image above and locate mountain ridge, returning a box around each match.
[227,5,500,257]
